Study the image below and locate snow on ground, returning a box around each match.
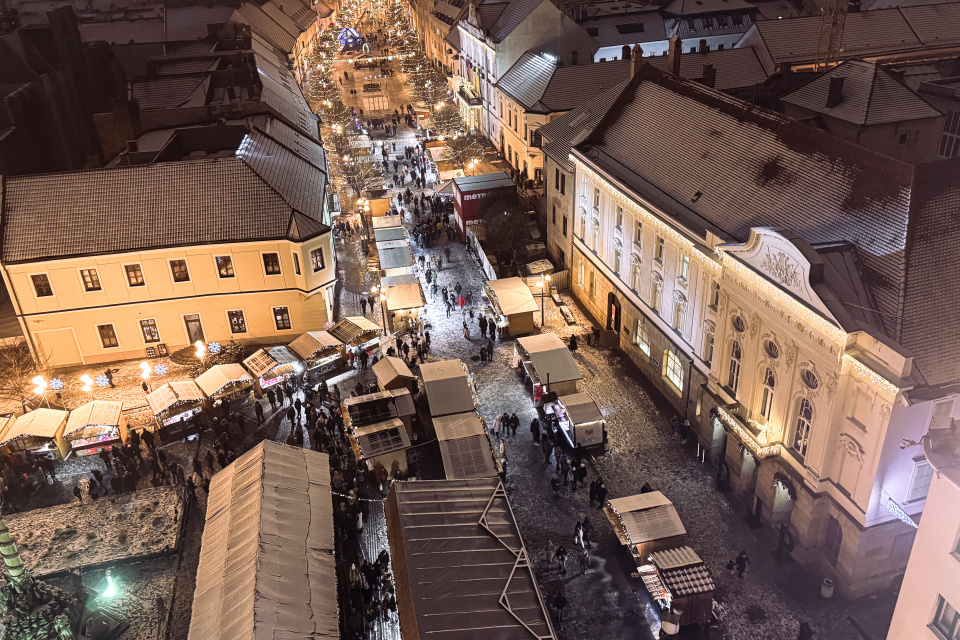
[5,486,184,576]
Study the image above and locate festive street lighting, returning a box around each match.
[79,374,93,393]
[371,284,389,335]
[31,376,51,408]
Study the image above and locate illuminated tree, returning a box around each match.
[309,51,342,106]
[441,135,485,171]
[430,102,465,138]
[329,131,385,198]
[384,0,406,35]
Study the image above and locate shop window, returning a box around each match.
[760,368,775,422]
[31,274,53,297]
[216,256,235,278]
[125,264,145,287]
[932,596,960,639]
[635,318,650,356]
[80,268,101,292]
[665,351,684,392]
[273,307,292,331]
[311,247,326,272]
[170,259,190,283]
[906,460,934,503]
[728,340,742,395]
[228,310,247,334]
[793,398,813,459]
[825,516,843,567]
[262,253,282,275]
[139,319,160,344]
[97,324,119,348]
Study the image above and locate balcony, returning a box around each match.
[713,403,782,459]
[457,85,482,107]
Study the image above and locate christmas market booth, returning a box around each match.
[62,400,128,457]
[194,364,255,405]
[146,380,205,440]
[329,316,382,356]
[604,492,687,559]
[342,389,416,478]
[376,239,415,277]
[371,214,404,230]
[514,333,581,399]
[287,330,345,375]
[373,225,407,243]
[242,346,302,390]
[381,274,426,334]
[541,391,606,448]
[187,441,338,640]
[0,408,69,460]
[385,478,555,640]
[638,547,716,633]
[372,356,418,393]
[433,412,501,480]
[420,359,477,418]
[483,277,538,336]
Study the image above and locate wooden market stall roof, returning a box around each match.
[385,478,555,640]
[146,380,205,416]
[350,417,412,459]
[372,356,416,388]
[371,214,404,229]
[382,274,426,312]
[650,546,715,597]
[433,412,499,480]
[606,492,686,545]
[420,360,477,417]
[377,244,415,271]
[485,277,539,315]
[0,408,68,445]
[242,346,301,379]
[287,331,343,360]
[194,364,254,398]
[374,227,406,242]
[63,400,123,437]
[342,389,416,429]
[558,393,603,425]
[329,316,382,344]
[188,441,338,640]
[516,334,581,384]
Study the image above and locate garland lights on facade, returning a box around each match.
[714,406,781,458]
[843,354,900,399]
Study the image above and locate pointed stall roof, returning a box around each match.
[242,346,301,379]
[146,381,205,416]
[421,360,477,417]
[64,400,123,437]
[194,364,255,398]
[288,331,343,360]
[329,316,382,344]
[516,334,582,385]
[0,409,68,444]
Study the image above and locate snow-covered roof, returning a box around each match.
[329,316,382,344]
[146,381,205,416]
[558,393,603,425]
[421,360,477,417]
[188,441,338,640]
[372,356,415,387]
[516,334,582,384]
[242,346,301,378]
[64,400,123,436]
[287,331,343,360]
[1,409,68,444]
[194,364,255,398]
[485,277,539,315]
[607,491,687,543]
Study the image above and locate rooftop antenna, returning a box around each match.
[814,0,848,72]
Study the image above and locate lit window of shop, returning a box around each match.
[273,306,292,331]
[228,310,247,334]
[139,319,160,344]
[635,319,650,356]
[664,351,683,392]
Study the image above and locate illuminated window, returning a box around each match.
[273,306,292,331]
[311,247,326,272]
[906,460,933,503]
[635,318,650,355]
[728,340,742,395]
[665,351,683,391]
[216,256,234,278]
[793,398,813,459]
[125,264,145,287]
[80,269,101,292]
[227,310,247,334]
[760,368,775,422]
[139,319,160,343]
[170,259,190,283]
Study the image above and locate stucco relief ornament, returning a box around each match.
[760,249,803,289]
[825,372,839,401]
[785,340,798,367]
[880,403,891,419]
[718,291,728,313]
[750,312,760,339]
[838,433,865,464]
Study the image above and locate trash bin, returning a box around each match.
[821,578,835,599]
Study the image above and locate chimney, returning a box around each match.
[631,44,644,77]
[126,140,139,153]
[667,35,682,76]
[701,64,716,88]
[622,44,631,60]
[698,38,708,54]
[826,76,845,108]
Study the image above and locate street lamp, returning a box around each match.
[31,376,50,409]
[371,284,389,335]
[536,273,551,328]
[80,374,94,393]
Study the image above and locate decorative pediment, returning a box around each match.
[720,228,837,323]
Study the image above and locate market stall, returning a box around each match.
[483,277,538,336]
[382,274,426,334]
[374,226,407,242]
[0,409,69,459]
[346,417,412,477]
[242,346,303,390]
[329,316,382,355]
[146,380,206,437]
[195,364,255,405]
[371,214,404,230]
[62,400,128,457]
[433,412,500,479]
[604,492,687,559]
[372,356,417,393]
[541,392,606,448]
[640,547,716,633]
[420,359,477,418]
[376,239,415,276]
[514,333,581,398]
[287,330,345,375]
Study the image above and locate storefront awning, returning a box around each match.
[421,360,477,417]
[146,381,205,416]
[607,492,686,545]
[64,400,123,437]
[1,408,68,445]
[517,334,581,384]
[195,364,255,398]
[485,277,539,315]
[558,393,603,425]
[287,331,343,360]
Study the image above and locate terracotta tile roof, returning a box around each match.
[781,59,942,125]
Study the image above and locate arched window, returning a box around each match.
[727,340,742,395]
[793,398,813,459]
[825,515,842,567]
[759,368,775,422]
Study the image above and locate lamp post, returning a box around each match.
[371,284,389,334]
[30,376,50,409]
[536,273,551,328]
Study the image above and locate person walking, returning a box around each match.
[550,473,560,497]
[579,547,591,575]
[493,414,502,440]
[360,297,368,315]
[735,550,750,578]
[554,592,568,624]
[554,545,568,574]
[582,516,594,547]
[444,245,450,263]
[560,457,570,485]
[508,413,519,437]
[543,438,553,464]
[595,482,608,507]
[479,315,488,338]
[573,521,583,548]
[569,334,578,353]
[530,418,541,443]
[255,400,264,424]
